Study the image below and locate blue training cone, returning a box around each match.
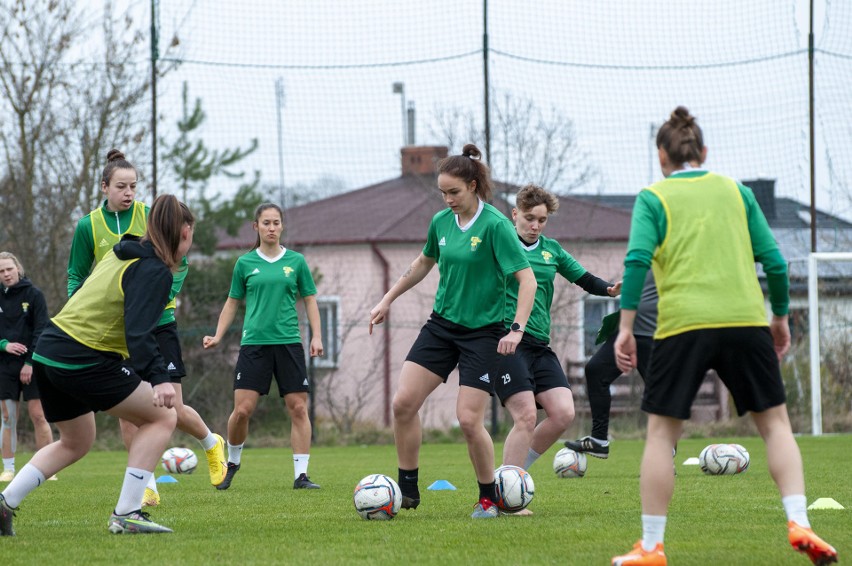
[427,479,456,490]
[156,475,178,484]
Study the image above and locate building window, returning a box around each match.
[582,296,619,359]
[308,296,340,369]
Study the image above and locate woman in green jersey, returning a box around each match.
[495,185,621,475]
[611,107,836,566]
[0,195,193,536]
[203,203,324,491]
[68,150,227,502]
[369,144,536,519]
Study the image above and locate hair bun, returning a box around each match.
[461,143,481,160]
[671,106,694,127]
[106,148,126,163]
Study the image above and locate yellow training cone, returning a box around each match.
[807,498,844,510]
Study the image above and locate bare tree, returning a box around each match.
[428,90,600,195]
[0,0,169,310]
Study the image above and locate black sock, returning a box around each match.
[398,468,419,498]
[478,481,497,503]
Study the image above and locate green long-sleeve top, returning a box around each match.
[621,171,789,324]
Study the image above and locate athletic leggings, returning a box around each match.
[585,333,654,440]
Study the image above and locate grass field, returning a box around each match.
[1,435,849,565]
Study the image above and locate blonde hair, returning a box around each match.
[0,251,24,277]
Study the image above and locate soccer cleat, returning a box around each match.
[565,436,610,459]
[788,521,837,565]
[470,498,499,519]
[400,495,420,510]
[216,462,240,491]
[611,541,667,566]
[205,434,227,486]
[0,470,14,482]
[0,494,16,536]
[293,473,321,489]
[108,509,173,534]
[142,487,160,508]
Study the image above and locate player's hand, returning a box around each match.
[153,382,176,408]
[607,280,623,297]
[4,341,27,356]
[769,315,791,360]
[310,336,324,357]
[369,301,389,335]
[19,364,33,384]
[614,329,637,374]
[497,331,522,355]
[202,335,220,349]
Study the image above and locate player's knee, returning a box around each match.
[512,407,537,433]
[391,394,419,420]
[232,403,255,422]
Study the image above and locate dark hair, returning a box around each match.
[516,184,559,214]
[252,203,284,250]
[144,194,194,270]
[437,143,493,201]
[101,148,137,186]
[656,106,704,167]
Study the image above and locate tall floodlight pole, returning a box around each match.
[483,0,491,165]
[808,0,817,252]
[275,78,286,210]
[150,0,160,198]
[392,82,406,147]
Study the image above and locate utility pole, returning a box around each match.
[275,78,286,210]
[150,0,159,198]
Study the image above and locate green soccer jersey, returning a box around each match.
[422,201,529,329]
[228,247,317,345]
[158,256,189,326]
[503,235,587,342]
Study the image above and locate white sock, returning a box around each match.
[115,467,152,516]
[2,457,14,472]
[1,463,45,508]
[523,448,541,470]
[641,514,667,551]
[782,494,810,528]
[198,431,217,451]
[146,474,158,493]
[293,454,310,478]
[228,442,244,465]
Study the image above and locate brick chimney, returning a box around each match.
[401,146,448,176]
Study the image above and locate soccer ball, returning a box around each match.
[494,465,535,512]
[353,474,401,520]
[699,443,750,475]
[161,447,198,474]
[553,447,587,478]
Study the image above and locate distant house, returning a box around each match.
[217,146,634,429]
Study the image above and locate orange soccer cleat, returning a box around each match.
[612,541,667,566]
[788,521,837,565]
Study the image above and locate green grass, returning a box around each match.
[2,436,850,565]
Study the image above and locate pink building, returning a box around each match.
[217,146,632,430]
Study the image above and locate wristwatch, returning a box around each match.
[510,322,524,333]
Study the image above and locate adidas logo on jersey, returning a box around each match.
[250,268,260,275]
[478,373,490,384]
[438,237,446,246]
[167,362,176,371]
[98,238,110,247]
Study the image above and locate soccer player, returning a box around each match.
[203,203,324,491]
[611,107,836,566]
[564,271,656,459]
[495,185,621,475]
[0,252,53,483]
[68,150,227,502]
[369,144,536,519]
[0,194,193,536]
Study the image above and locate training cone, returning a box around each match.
[682,457,700,466]
[427,479,456,490]
[156,475,178,484]
[807,497,844,510]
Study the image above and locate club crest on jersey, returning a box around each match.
[21,302,29,313]
[470,236,482,251]
[283,266,294,277]
[541,251,553,263]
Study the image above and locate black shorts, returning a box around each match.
[124,322,186,384]
[643,326,786,420]
[405,312,505,393]
[33,359,141,423]
[234,343,309,397]
[493,333,570,404]
[0,359,41,402]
